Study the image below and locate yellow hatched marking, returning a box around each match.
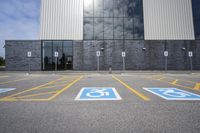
[2,76,67,99]
[13,91,58,99]
[171,79,179,85]
[112,75,150,101]
[47,76,83,101]
[194,83,200,90]
[0,77,33,85]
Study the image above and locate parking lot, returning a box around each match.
[0,71,200,133]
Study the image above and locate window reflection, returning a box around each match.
[42,41,73,70]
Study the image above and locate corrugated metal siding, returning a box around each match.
[40,0,83,40]
[143,0,195,40]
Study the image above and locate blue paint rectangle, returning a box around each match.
[75,87,121,101]
[144,88,200,100]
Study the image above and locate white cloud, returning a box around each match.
[0,0,40,58]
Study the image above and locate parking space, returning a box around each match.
[0,72,200,133]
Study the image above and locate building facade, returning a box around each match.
[5,0,200,71]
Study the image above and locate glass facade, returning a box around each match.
[42,41,73,71]
[192,0,200,39]
[83,0,144,40]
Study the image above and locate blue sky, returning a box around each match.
[0,0,41,58]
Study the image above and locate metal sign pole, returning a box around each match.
[123,57,125,71]
[29,57,30,74]
[97,56,99,71]
[165,56,168,71]
[55,57,57,72]
[190,57,193,71]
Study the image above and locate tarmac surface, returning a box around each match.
[0,71,200,133]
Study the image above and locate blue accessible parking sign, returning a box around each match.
[75,87,122,101]
[144,88,200,100]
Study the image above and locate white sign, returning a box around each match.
[27,51,32,57]
[122,52,126,57]
[189,51,193,57]
[96,51,100,57]
[54,52,59,57]
[164,51,168,57]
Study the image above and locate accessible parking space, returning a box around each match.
[0,72,200,133]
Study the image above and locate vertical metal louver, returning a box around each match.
[40,0,83,40]
[143,0,195,40]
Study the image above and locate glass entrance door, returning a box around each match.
[42,41,73,71]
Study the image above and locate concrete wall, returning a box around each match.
[5,40,42,71]
[73,40,200,70]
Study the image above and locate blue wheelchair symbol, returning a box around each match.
[75,87,122,101]
[144,88,200,100]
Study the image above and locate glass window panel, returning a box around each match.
[124,18,133,39]
[124,0,134,17]
[84,0,93,17]
[104,0,113,17]
[63,41,73,70]
[113,0,124,17]
[104,18,113,39]
[192,0,200,39]
[53,41,62,70]
[84,18,94,40]
[94,18,103,39]
[94,0,103,17]
[43,41,52,70]
[133,16,144,39]
[114,18,123,39]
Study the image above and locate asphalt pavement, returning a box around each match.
[0,71,200,133]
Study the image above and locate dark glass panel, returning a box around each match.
[63,41,73,70]
[114,18,123,39]
[124,0,134,17]
[43,41,52,70]
[192,0,200,39]
[104,0,113,17]
[133,0,144,39]
[84,0,93,17]
[94,18,103,39]
[133,16,144,39]
[84,18,94,39]
[53,41,62,70]
[113,0,124,17]
[94,0,103,17]
[104,18,113,39]
[124,18,133,39]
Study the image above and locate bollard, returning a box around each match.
[109,65,112,74]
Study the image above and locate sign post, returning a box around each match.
[188,51,193,71]
[96,51,100,71]
[54,52,59,72]
[122,52,126,71]
[164,51,168,71]
[27,51,32,74]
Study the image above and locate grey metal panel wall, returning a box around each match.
[40,0,83,40]
[143,0,195,40]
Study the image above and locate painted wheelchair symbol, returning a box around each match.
[86,89,109,98]
[159,89,191,98]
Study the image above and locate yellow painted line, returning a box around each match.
[0,77,33,85]
[171,79,179,85]
[47,76,83,101]
[13,91,58,99]
[147,77,194,90]
[157,77,165,80]
[3,76,67,99]
[41,84,67,89]
[112,75,150,101]
[194,83,200,90]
